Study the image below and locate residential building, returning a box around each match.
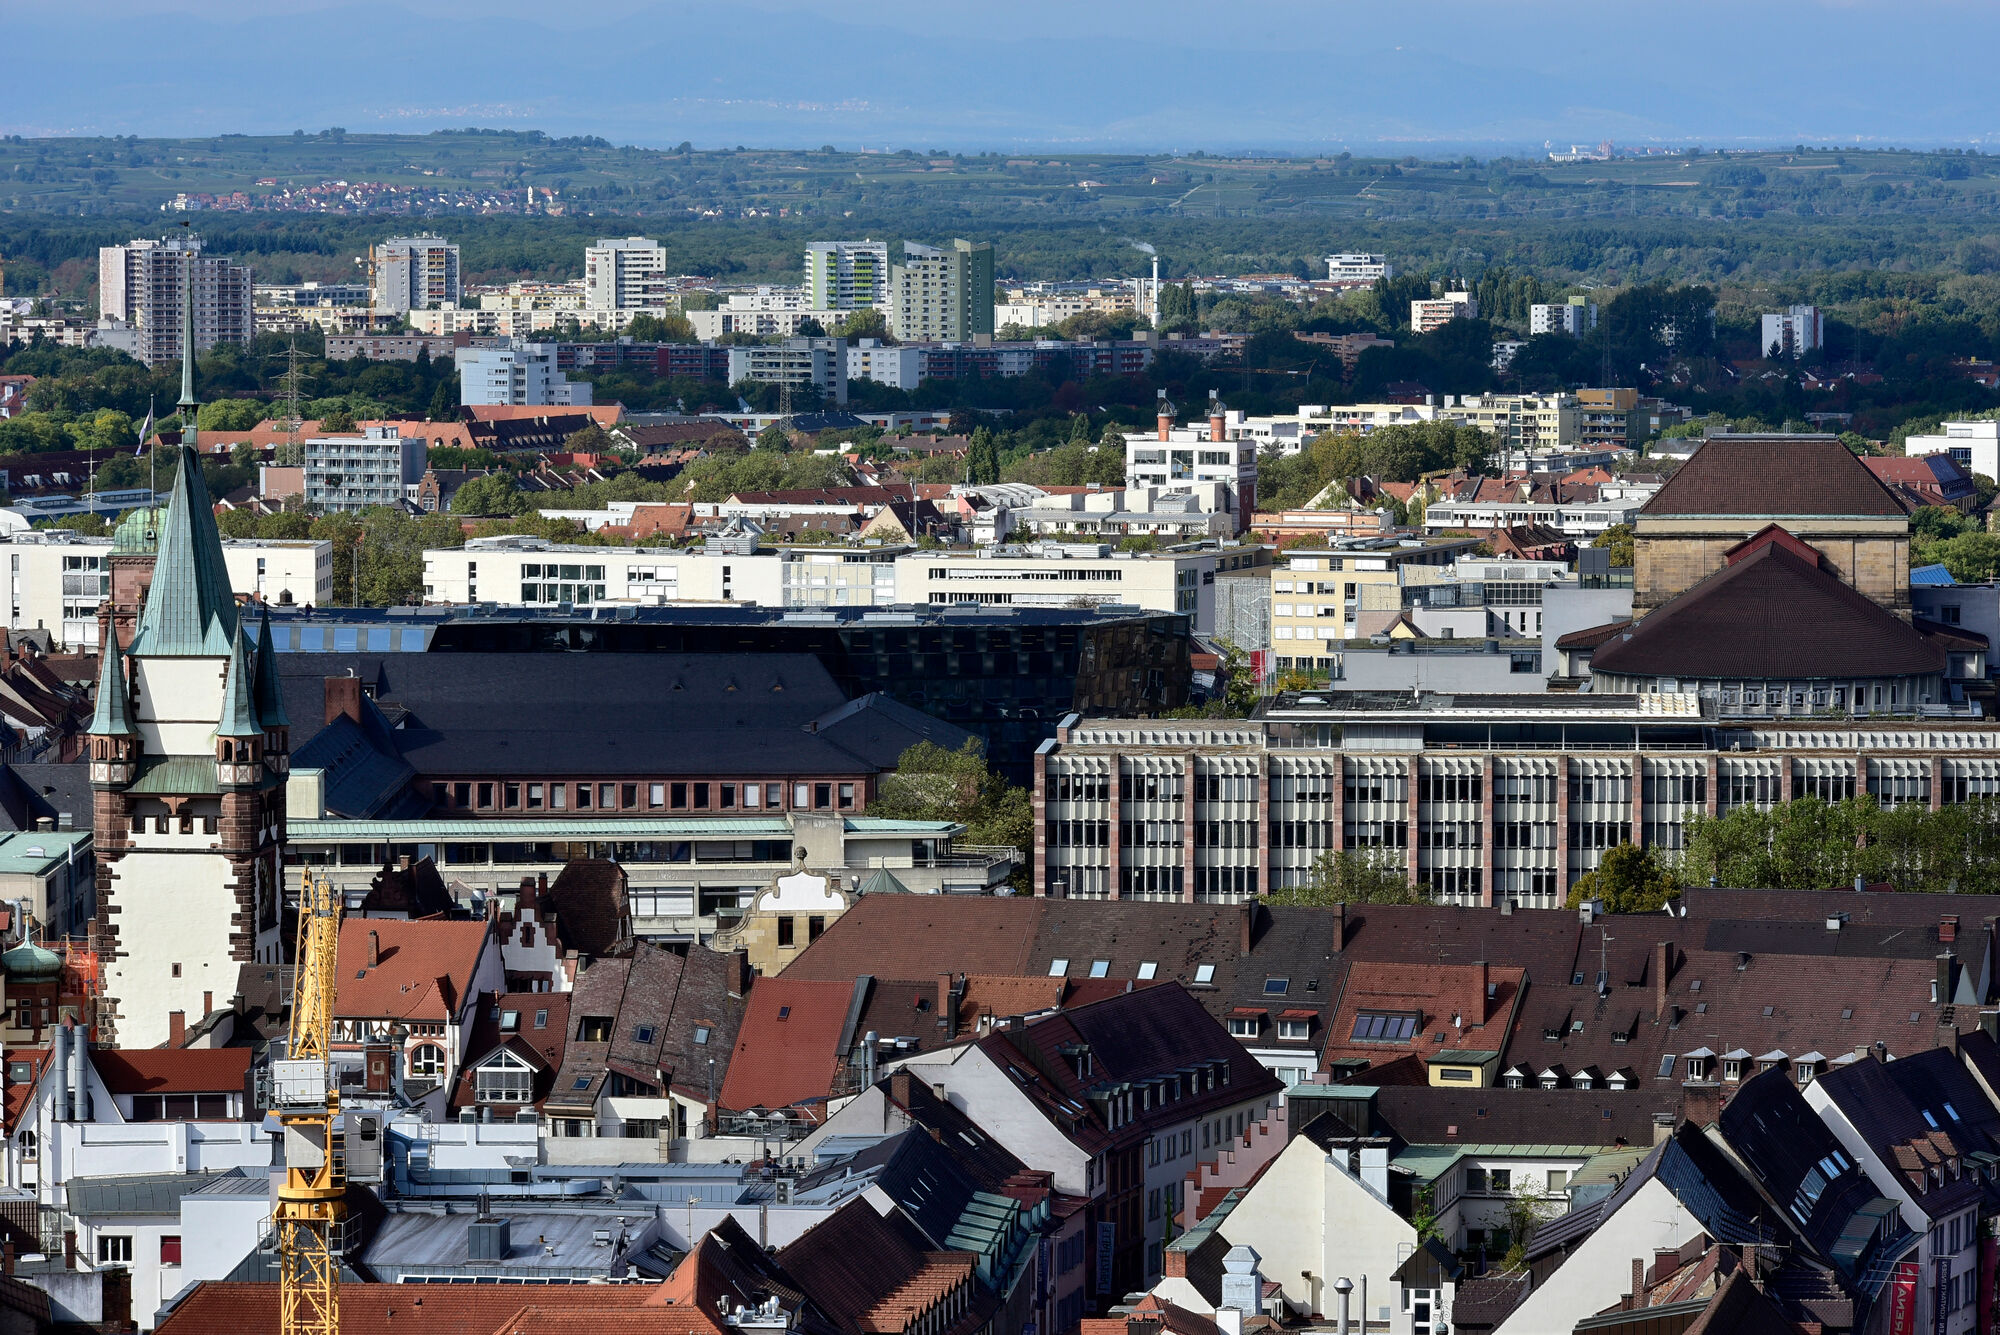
[457,342,594,406]
[370,234,460,314]
[583,236,671,325]
[0,528,331,648]
[847,339,924,389]
[1421,496,1636,541]
[323,332,460,362]
[1449,392,1579,453]
[805,240,891,310]
[1530,299,1597,337]
[1268,536,1484,658]
[726,337,848,405]
[96,235,252,369]
[1574,387,1643,450]
[687,307,848,340]
[1410,291,1477,334]
[1326,253,1395,284]
[891,240,995,342]
[1905,420,2000,482]
[1760,304,1823,359]
[301,425,426,511]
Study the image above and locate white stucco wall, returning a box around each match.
[103,850,257,1049]
[1495,1177,1699,1335]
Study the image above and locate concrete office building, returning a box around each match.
[1033,696,2000,909]
[891,544,1272,636]
[372,235,461,314]
[97,234,253,369]
[1268,537,1484,668]
[421,537,897,609]
[303,425,427,512]
[726,338,848,405]
[1125,394,1262,528]
[583,237,670,325]
[890,240,995,342]
[805,241,891,310]
[1,529,332,648]
[1760,305,1824,360]
[458,343,593,407]
[1325,253,1394,284]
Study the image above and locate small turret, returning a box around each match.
[215,627,263,787]
[87,630,139,787]
[252,605,290,773]
[1155,388,1176,442]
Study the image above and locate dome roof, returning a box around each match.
[111,506,168,555]
[1,942,61,980]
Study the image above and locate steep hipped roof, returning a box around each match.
[216,626,262,739]
[129,443,239,657]
[252,607,289,729]
[1591,540,1942,679]
[1638,436,1908,519]
[89,626,134,737]
[718,976,858,1113]
[334,918,492,1022]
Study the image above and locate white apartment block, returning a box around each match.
[458,343,593,407]
[890,239,995,342]
[1529,300,1597,337]
[1326,253,1394,284]
[1761,304,1824,359]
[1125,416,1260,525]
[1421,497,1639,540]
[892,546,1222,632]
[726,338,847,405]
[583,236,671,324]
[421,537,895,609]
[994,286,1135,331]
[1905,421,2000,481]
[1450,392,1579,452]
[303,426,427,512]
[1410,291,1477,334]
[97,234,253,369]
[372,235,461,314]
[848,340,924,390]
[687,308,848,340]
[1,531,331,648]
[806,241,892,310]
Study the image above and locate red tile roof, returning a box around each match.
[157,1284,671,1335]
[92,1047,251,1095]
[336,919,494,1022]
[465,404,625,426]
[1319,960,1526,1084]
[717,977,858,1112]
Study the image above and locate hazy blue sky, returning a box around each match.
[11,0,1995,151]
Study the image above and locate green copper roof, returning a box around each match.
[128,755,220,797]
[128,444,238,657]
[111,506,167,555]
[252,606,289,729]
[216,626,261,739]
[857,867,911,895]
[89,628,136,738]
[0,943,61,980]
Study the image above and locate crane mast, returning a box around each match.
[272,869,345,1335]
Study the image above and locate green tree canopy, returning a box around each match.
[1563,843,1677,913]
[450,473,528,516]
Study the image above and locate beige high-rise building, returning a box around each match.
[583,236,670,326]
[890,239,994,342]
[372,234,461,314]
[97,234,253,369]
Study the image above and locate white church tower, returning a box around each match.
[87,264,289,1048]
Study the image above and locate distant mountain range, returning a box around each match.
[9,0,1995,152]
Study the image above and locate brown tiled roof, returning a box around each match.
[156,1283,669,1335]
[1555,619,1633,650]
[1368,1085,1663,1148]
[466,404,624,426]
[92,1047,251,1096]
[1638,436,1908,518]
[1591,540,1943,678]
[546,860,629,956]
[448,991,571,1115]
[776,1200,993,1335]
[1318,960,1524,1084]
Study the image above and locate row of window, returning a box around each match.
[435,779,857,813]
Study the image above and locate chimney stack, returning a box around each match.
[323,675,363,728]
[1209,390,1227,444]
[1156,390,1173,442]
[367,930,381,968]
[1476,960,1490,1025]
[168,1011,185,1045]
[1331,902,1347,953]
[1629,1257,1644,1309]
[727,948,749,999]
[1941,915,1959,944]
[938,972,956,1040]
[1654,941,1673,1020]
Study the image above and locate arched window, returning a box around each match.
[18,1128,36,1161]
[407,1043,447,1082]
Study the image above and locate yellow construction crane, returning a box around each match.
[271,869,345,1335]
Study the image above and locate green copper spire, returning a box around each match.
[216,625,261,740]
[176,230,198,447]
[127,442,238,657]
[252,604,289,729]
[88,627,135,738]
